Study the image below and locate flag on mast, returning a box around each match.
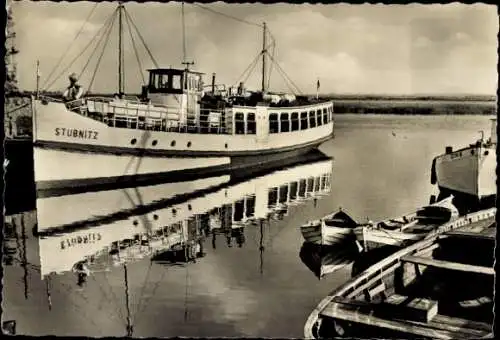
[316,78,320,99]
[36,60,40,98]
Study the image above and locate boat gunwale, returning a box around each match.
[304,207,496,339]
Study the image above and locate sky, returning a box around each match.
[9,1,499,95]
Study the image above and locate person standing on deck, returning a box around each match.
[63,73,84,102]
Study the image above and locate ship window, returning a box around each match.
[314,177,321,192]
[245,195,256,217]
[280,113,290,132]
[278,185,288,204]
[235,112,245,134]
[289,181,298,201]
[306,177,314,193]
[268,187,278,208]
[247,113,256,134]
[309,111,317,128]
[233,199,245,222]
[269,113,279,133]
[323,108,328,124]
[300,112,308,130]
[317,109,322,126]
[298,179,307,197]
[172,75,182,90]
[291,112,299,131]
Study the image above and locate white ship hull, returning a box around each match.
[32,98,334,194]
[433,145,496,198]
[36,156,334,277]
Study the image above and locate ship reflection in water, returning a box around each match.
[3,150,333,336]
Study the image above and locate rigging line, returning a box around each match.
[133,259,153,320]
[56,279,114,329]
[231,51,262,88]
[91,273,127,322]
[191,3,262,28]
[43,7,118,91]
[123,8,159,68]
[269,57,301,95]
[272,64,297,95]
[267,54,303,94]
[124,10,146,85]
[42,3,99,89]
[241,56,260,85]
[266,40,276,91]
[133,262,172,326]
[87,13,117,94]
[78,13,116,80]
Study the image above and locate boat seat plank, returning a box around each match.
[444,229,496,240]
[346,262,400,299]
[321,302,490,339]
[401,255,494,276]
[366,281,386,300]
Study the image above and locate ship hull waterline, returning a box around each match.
[32,98,334,195]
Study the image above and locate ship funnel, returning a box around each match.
[490,118,497,144]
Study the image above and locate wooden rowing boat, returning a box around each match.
[304,211,495,339]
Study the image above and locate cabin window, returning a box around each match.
[298,179,307,197]
[317,109,322,126]
[306,177,314,193]
[323,108,328,124]
[268,187,278,208]
[291,112,299,131]
[245,195,256,217]
[235,112,245,134]
[280,113,290,132]
[314,177,321,192]
[269,113,279,133]
[247,113,256,134]
[322,174,330,190]
[172,75,182,90]
[300,112,308,130]
[289,182,298,201]
[233,199,245,222]
[278,185,288,204]
[309,111,317,128]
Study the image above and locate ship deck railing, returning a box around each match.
[39,95,232,135]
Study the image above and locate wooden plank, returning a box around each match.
[327,297,491,335]
[384,294,438,322]
[401,255,495,276]
[445,228,496,240]
[432,314,492,333]
[346,261,400,299]
[366,282,386,300]
[320,303,488,339]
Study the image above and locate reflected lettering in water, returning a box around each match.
[3,152,333,336]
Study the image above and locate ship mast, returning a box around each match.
[181,2,194,70]
[118,2,125,94]
[261,22,267,93]
[124,263,133,336]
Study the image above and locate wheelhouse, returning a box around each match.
[144,68,204,96]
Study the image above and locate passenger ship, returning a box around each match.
[431,118,496,201]
[35,153,333,277]
[32,3,334,194]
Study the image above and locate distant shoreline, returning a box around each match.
[5,92,497,118]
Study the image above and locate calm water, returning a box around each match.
[2,114,495,337]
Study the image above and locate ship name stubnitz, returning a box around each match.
[60,233,102,249]
[55,127,98,140]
